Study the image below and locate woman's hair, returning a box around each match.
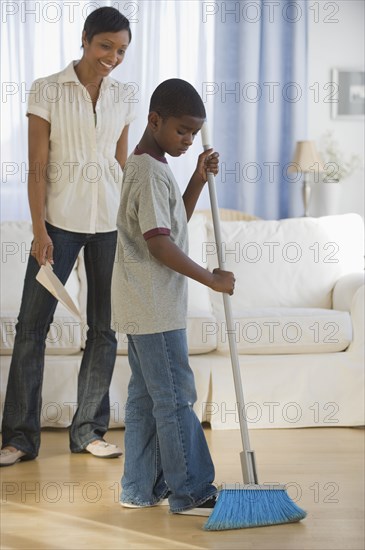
[83,7,131,45]
[149,79,206,120]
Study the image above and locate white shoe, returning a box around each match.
[0,448,26,467]
[85,440,123,458]
[120,492,170,508]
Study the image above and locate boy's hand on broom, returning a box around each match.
[210,268,236,295]
[183,149,219,220]
[194,148,219,184]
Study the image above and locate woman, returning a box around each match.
[1,7,135,466]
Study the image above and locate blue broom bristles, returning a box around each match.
[204,488,307,531]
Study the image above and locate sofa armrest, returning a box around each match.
[348,284,364,354]
[332,273,365,312]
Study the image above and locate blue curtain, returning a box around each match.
[212,0,308,219]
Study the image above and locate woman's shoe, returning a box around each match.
[85,440,123,458]
[0,448,26,467]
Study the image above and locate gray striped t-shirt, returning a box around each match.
[111,149,188,335]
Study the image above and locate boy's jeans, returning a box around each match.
[1,223,117,458]
[121,329,217,513]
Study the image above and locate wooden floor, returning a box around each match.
[1,427,364,550]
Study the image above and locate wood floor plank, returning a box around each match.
[1,427,364,549]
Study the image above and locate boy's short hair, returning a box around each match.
[83,7,131,45]
[149,79,206,120]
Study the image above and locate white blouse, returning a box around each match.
[27,61,136,233]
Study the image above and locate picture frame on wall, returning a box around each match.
[331,68,365,120]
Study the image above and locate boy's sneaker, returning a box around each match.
[176,495,217,517]
[120,492,171,508]
[159,493,170,506]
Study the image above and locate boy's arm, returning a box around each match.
[183,149,219,221]
[146,235,235,294]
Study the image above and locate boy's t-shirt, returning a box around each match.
[111,149,188,335]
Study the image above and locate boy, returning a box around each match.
[112,79,235,515]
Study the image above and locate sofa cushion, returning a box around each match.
[206,214,364,313]
[187,213,214,316]
[0,221,81,354]
[208,307,352,354]
[113,313,218,355]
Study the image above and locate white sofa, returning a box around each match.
[1,213,364,430]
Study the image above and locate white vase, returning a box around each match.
[310,180,342,216]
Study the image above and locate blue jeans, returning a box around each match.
[1,223,117,458]
[121,329,216,513]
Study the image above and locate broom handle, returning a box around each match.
[201,124,258,485]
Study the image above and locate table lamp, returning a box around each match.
[288,141,325,216]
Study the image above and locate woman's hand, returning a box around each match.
[31,228,54,266]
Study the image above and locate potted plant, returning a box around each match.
[320,130,362,182]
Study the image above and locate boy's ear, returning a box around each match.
[81,31,88,48]
[148,111,161,131]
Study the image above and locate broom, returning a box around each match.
[200,123,307,530]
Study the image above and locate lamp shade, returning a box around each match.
[288,141,325,173]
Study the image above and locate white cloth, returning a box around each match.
[26,61,136,233]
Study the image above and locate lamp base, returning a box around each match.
[302,179,311,217]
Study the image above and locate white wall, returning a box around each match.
[307,0,365,218]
